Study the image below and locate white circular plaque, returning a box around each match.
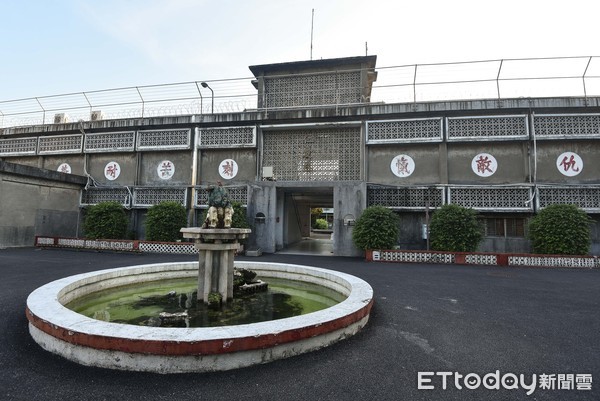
[157,160,175,180]
[104,161,121,181]
[471,153,497,177]
[57,163,71,174]
[390,155,415,178]
[219,159,238,179]
[556,152,583,177]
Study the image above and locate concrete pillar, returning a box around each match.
[334,182,366,257]
[181,228,251,304]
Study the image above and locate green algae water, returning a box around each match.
[66,277,346,328]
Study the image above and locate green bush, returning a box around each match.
[429,204,483,252]
[352,206,399,250]
[528,204,592,255]
[145,202,188,242]
[314,218,328,230]
[83,202,128,240]
[231,202,250,229]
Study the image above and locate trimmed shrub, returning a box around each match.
[231,202,250,229]
[528,204,592,255]
[145,202,188,242]
[83,202,128,240]
[314,218,328,230]
[352,206,399,250]
[429,204,483,252]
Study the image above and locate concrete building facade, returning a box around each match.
[1,55,600,254]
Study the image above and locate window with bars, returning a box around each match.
[264,71,362,108]
[483,217,526,238]
[262,127,361,181]
[366,118,443,143]
[447,115,528,140]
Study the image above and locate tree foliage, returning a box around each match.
[352,206,399,250]
[314,218,328,229]
[231,202,250,229]
[429,204,483,252]
[145,201,188,242]
[84,202,129,240]
[528,204,592,255]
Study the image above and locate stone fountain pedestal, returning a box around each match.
[180,227,251,304]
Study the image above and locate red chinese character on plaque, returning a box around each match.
[57,163,71,174]
[157,160,175,180]
[219,159,238,180]
[557,152,583,177]
[390,154,415,178]
[104,161,121,181]
[471,153,497,177]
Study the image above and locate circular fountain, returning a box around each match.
[26,261,373,373]
[26,186,373,373]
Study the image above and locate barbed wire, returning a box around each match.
[1,56,599,129]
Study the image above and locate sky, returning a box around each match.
[1,0,598,102]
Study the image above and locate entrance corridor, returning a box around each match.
[277,232,333,256]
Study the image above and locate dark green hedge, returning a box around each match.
[429,204,483,252]
[145,202,188,242]
[83,202,128,240]
[528,204,592,255]
[352,206,399,250]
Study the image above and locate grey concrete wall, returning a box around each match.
[247,184,277,253]
[199,149,256,184]
[367,143,442,185]
[283,193,303,245]
[138,151,192,186]
[447,142,529,184]
[333,182,366,257]
[397,212,427,250]
[41,155,86,176]
[535,141,600,184]
[87,153,138,185]
[0,163,85,247]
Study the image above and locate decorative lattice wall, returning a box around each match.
[533,114,600,139]
[84,131,135,153]
[80,187,130,206]
[262,128,361,181]
[38,134,83,155]
[195,186,248,208]
[366,118,443,143]
[447,115,528,140]
[448,186,533,211]
[0,137,37,156]
[367,186,444,210]
[137,129,191,151]
[198,127,256,148]
[264,72,362,108]
[537,186,600,212]
[132,187,187,207]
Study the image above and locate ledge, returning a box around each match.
[366,249,600,269]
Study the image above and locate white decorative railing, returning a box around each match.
[368,249,599,269]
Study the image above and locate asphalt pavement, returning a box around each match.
[1,248,598,401]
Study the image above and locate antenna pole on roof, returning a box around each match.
[310,9,314,60]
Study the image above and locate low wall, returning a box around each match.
[35,236,198,254]
[366,249,600,269]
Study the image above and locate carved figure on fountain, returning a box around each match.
[203,181,234,229]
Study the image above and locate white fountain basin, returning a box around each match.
[26,261,373,373]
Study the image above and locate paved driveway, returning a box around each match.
[1,248,598,401]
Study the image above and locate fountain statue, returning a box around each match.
[180,183,251,304]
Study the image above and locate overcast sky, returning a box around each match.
[1,0,598,101]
